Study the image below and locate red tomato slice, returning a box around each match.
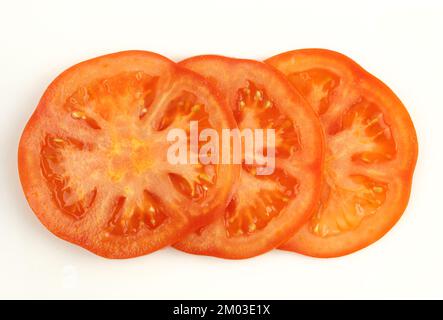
[174,55,324,259]
[18,51,240,258]
[266,49,418,257]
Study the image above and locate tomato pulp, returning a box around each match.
[267,49,418,257]
[175,55,324,259]
[18,51,240,258]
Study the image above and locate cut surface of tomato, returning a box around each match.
[174,55,324,259]
[266,49,418,257]
[18,51,239,258]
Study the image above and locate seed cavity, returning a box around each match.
[310,175,388,237]
[107,191,168,236]
[40,135,97,220]
[225,168,298,237]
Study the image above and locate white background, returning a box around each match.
[1,0,442,299]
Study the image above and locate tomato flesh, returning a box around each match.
[19,51,239,258]
[266,49,418,257]
[175,56,324,259]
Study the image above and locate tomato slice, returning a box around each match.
[266,49,418,257]
[18,51,240,258]
[174,55,324,259]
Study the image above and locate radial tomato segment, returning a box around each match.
[311,174,388,237]
[234,81,301,157]
[287,68,339,115]
[107,191,167,236]
[226,167,298,236]
[40,135,97,219]
[65,71,158,128]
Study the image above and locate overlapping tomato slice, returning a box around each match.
[174,56,324,259]
[266,49,418,257]
[18,51,240,258]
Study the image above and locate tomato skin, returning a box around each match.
[174,55,324,259]
[18,51,240,259]
[266,49,418,258]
